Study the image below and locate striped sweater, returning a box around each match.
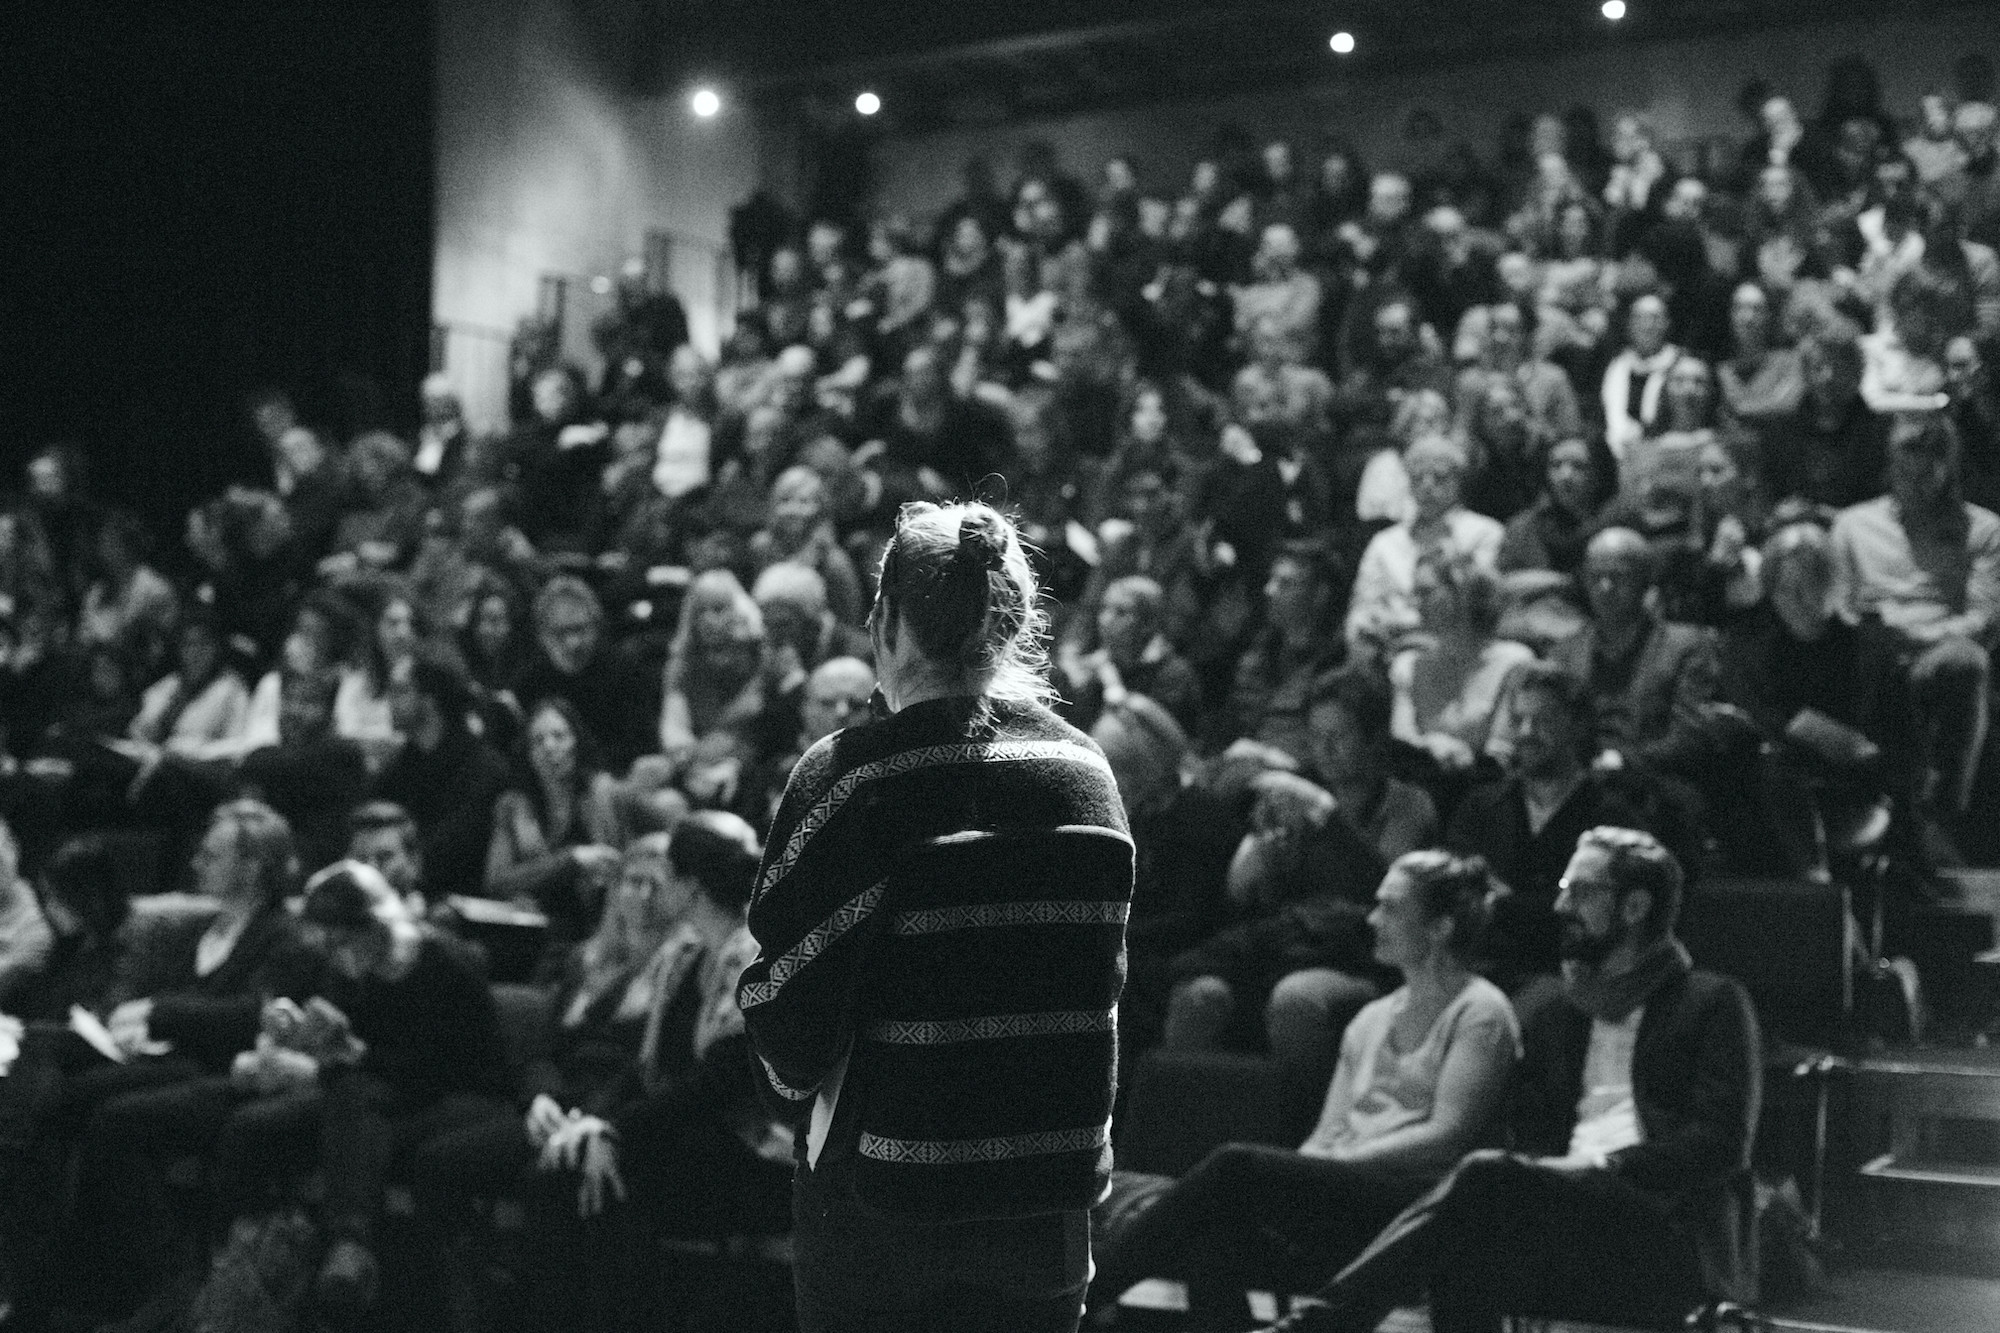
[740,694,1134,1222]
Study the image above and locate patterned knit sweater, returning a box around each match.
[740,694,1134,1222]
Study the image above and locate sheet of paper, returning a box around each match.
[446,895,550,929]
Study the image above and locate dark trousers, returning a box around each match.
[791,1160,1088,1333]
[222,1068,510,1240]
[0,1036,207,1318]
[1088,1144,1427,1314]
[1313,1150,1705,1333]
[68,1073,247,1314]
[409,1087,793,1333]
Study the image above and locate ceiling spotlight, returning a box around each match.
[690,87,721,118]
[855,91,881,116]
[1329,31,1356,55]
[1601,0,1626,19]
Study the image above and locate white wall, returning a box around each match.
[870,13,1997,219]
[432,0,789,431]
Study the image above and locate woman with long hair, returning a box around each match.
[418,815,791,1333]
[1086,851,1518,1325]
[485,697,628,940]
[656,568,768,806]
[740,501,1133,1333]
[333,584,429,771]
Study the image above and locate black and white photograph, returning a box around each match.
[1,1,1998,1329]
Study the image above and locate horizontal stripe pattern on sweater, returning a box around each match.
[859,1119,1113,1167]
[738,880,886,1009]
[740,697,1133,1222]
[754,737,1116,905]
[890,897,1131,935]
[865,1007,1117,1045]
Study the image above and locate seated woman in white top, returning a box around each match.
[1391,550,1536,773]
[1346,434,1504,660]
[124,611,252,769]
[333,585,425,772]
[1088,851,1520,1321]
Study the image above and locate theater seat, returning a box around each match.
[1115,1048,1293,1177]
[489,982,554,1080]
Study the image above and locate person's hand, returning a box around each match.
[1423,733,1477,772]
[1534,1152,1606,1176]
[261,997,307,1046]
[540,1112,614,1172]
[24,756,73,781]
[297,997,362,1064]
[659,734,698,772]
[231,1038,320,1094]
[577,1125,627,1219]
[263,1045,320,1093]
[570,845,622,878]
[107,998,164,1057]
[1218,423,1261,466]
[1250,771,1337,837]
[1094,658,1128,707]
[763,641,806,691]
[316,552,361,579]
[1302,1136,1360,1163]
[686,759,742,807]
[1592,749,1626,774]
[526,1094,569,1149]
[356,540,399,569]
[1709,515,1747,568]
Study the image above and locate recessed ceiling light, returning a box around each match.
[690,87,721,118]
[1602,1,1627,20]
[856,91,881,116]
[1330,31,1356,55]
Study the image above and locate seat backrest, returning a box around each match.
[1679,878,1845,1049]
[490,983,555,1081]
[1115,1048,1292,1176]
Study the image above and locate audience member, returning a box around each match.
[1533,527,1722,784]
[1391,550,1536,778]
[1497,434,1619,577]
[1257,828,1759,1333]
[1167,667,1436,1089]
[1091,851,1519,1323]
[13,42,2000,1330]
[1347,435,1505,658]
[485,698,629,939]
[1832,414,1999,848]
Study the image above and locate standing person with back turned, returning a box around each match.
[740,500,1136,1333]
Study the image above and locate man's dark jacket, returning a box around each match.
[1509,965,1763,1302]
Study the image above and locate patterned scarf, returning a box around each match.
[1562,935,1692,1023]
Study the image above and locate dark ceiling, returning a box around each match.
[679,0,1981,133]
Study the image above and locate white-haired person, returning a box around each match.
[740,501,1134,1333]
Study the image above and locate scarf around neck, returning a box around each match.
[1563,935,1692,1023]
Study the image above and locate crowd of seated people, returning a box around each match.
[0,41,1995,1333]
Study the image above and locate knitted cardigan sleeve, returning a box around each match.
[738,731,892,1116]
